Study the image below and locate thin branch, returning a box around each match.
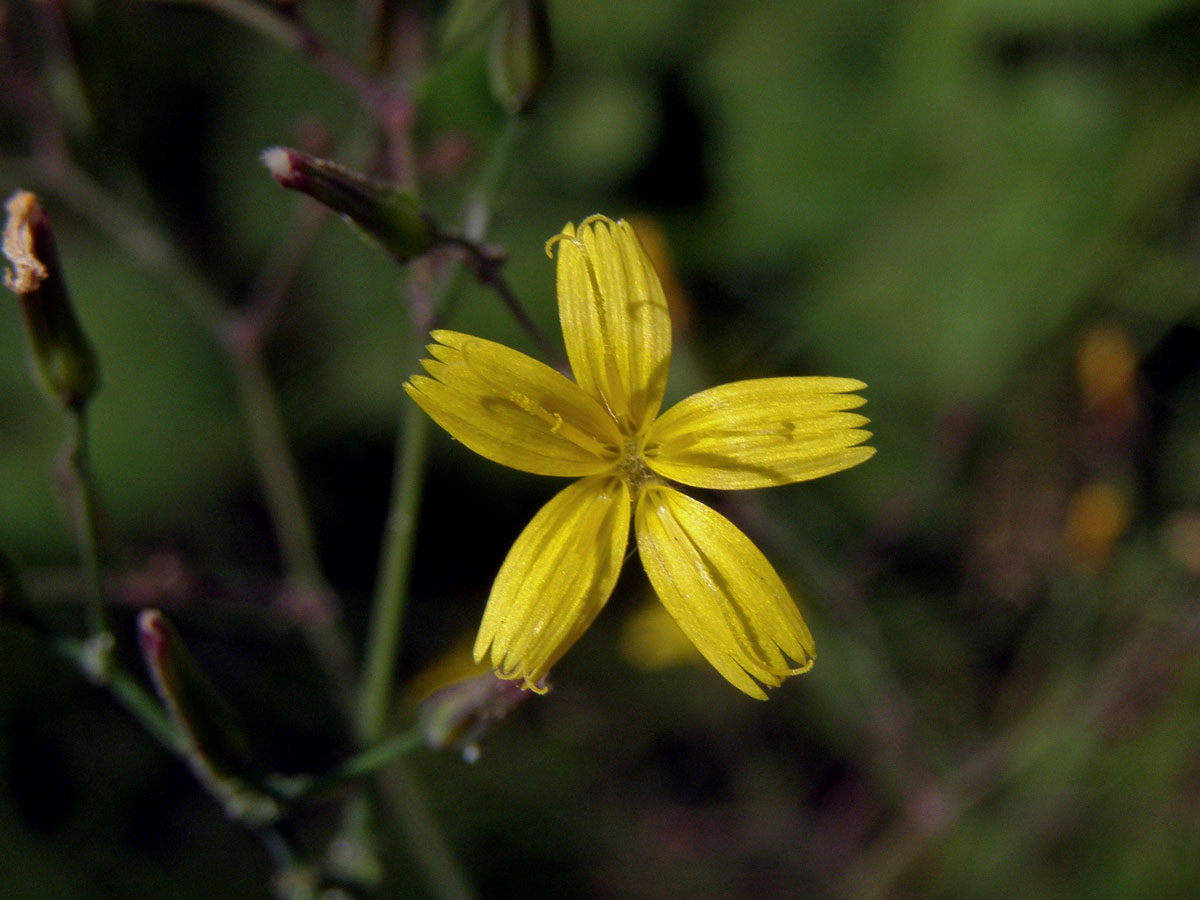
[430,119,558,362]
[7,154,361,707]
[48,633,183,752]
[436,233,559,363]
[356,396,429,745]
[274,728,426,804]
[146,0,390,119]
[355,116,532,749]
[237,199,328,341]
[31,0,95,135]
[834,607,1200,900]
[223,337,323,582]
[65,407,111,650]
[2,546,182,755]
[383,763,479,900]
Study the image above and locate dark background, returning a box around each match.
[3,1,1200,897]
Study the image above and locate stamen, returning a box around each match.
[787,659,815,675]
[452,338,617,459]
[502,387,613,458]
[494,657,550,694]
[522,677,549,695]
[544,232,586,258]
[579,213,619,230]
[617,436,663,500]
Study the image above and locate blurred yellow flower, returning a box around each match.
[1064,481,1132,573]
[406,216,874,698]
[618,599,702,672]
[1076,324,1136,411]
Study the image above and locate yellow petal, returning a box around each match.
[644,377,875,489]
[634,485,815,699]
[405,331,622,477]
[548,216,671,433]
[475,475,631,689]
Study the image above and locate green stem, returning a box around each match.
[147,0,385,116]
[67,407,111,648]
[225,346,323,584]
[15,158,361,706]
[337,728,425,782]
[354,115,525,744]
[105,657,185,750]
[2,550,181,758]
[50,634,182,752]
[435,233,558,362]
[17,160,326,591]
[281,728,425,803]
[384,763,479,900]
[471,117,523,225]
[356,392,430,744]
[224,339,366,713]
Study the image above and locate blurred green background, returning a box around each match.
[3,0,1200,897]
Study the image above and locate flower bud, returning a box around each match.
[418,671,530,762]
[261,147,437,262]
[3,190,100,410]
[488,0,553,114]
[138,609,279,824]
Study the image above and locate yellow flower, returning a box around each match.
[405,216,874,698]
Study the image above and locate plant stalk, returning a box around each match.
[67,407,111,652]
[356,391,430,744]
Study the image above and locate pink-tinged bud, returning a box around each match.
[138,609,279,824]
[3,190,100,410]
[261,147,437,262]
[418,671,531,762]
[488,0,553,114]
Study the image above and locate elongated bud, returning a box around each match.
[488,0,553,114]
[138,609,279,824]
[3,190,100,410]
[261,147,437,262]
[418,672,529,763]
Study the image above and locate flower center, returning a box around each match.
[616,436,659,496]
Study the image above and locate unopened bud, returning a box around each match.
[138,609,279,824]
[418,671,530,762]
[488,0,553,114]
[261,147,437,262]
[3,190,100,410]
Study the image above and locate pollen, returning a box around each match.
[616,437,658,494]
[504,388,614,459]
